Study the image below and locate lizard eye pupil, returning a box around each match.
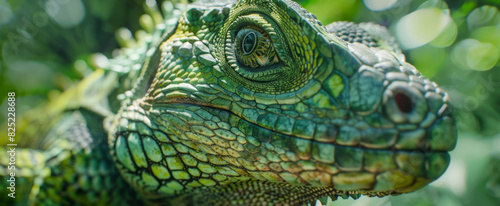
[234,27,278,68]
[242,32,257,54]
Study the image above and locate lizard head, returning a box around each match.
[108,0,457,204]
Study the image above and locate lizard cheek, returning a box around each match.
[348,68,385,114]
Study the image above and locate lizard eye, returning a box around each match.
[224,14,290,82]
[235,27,279,68]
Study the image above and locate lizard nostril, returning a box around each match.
[384,81,428,124]
[395,91,413,113]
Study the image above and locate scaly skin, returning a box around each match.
[1,0,457,205]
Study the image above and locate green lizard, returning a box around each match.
[1,0,457,205]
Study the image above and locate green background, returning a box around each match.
[1,0,499,205]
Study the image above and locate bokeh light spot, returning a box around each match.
[45,0,85,28]
[90,53,110,69]
[466,42,498,71]
[363,0,397,11]
[453,38,499,71]
[452,39,479,70]
[396,8,451,49]
[429,20,457,48]
[466,5,500,30]
[0,5,14,24]
[471,26,500,57]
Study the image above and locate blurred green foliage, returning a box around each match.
[0,0,499,205]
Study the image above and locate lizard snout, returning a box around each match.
[382,78,457,152]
